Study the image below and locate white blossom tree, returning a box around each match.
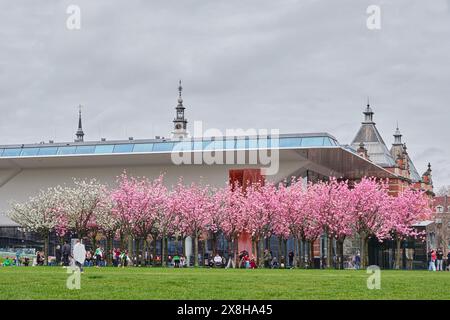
[94,193,120,264]
[8,187,64,265]
[59,179,106,240]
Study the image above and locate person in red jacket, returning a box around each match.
[249,257,257,269]
[428,249,437,271]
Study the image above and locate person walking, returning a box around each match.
[428,249,437,271]
[55,245,62,266]
[94,246,102,268]
[15,249,21,266]
[173,253,181,268]
[73,239,86,273]
[263,249,272,268]
[288,251,294,268]
[62,241,71,267]
[354,253,361,270]
[436,248,444,271]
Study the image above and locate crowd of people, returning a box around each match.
[4,242,450,271]
[428,248,450,271]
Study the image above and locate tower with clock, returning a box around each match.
[172,80,188,139]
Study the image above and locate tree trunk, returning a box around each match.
[152,237,157,266]
[395,237,402,270]
[203,237,207,265]
[258,239,264,268]
[119,232,125,251]
[127,235,133,262]
[296,238,303,268]
[360,235,369,269]
[106,235,113,266]
[43,232,50,266]
[165,237,169,261]
[142,239,147,266]
[326,237,333,269]
[277,237,282,260]
[310,241,315,269]
[212,233,217,256]
[236,237,240,268]
[135,239,141,267]
[92,234,97,251]
[161,237,165,267]
[337,239,345,270]
[175,235,179,255]
[194,234,199,267]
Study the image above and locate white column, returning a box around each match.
[185,236,192,267]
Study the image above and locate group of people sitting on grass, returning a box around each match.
[0,251,31,267]
[237,249,288,269]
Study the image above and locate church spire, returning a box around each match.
[172,80,188,139]
[75,105,85,142]
[363,97,374,123]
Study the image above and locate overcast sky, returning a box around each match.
[0,0,449,187]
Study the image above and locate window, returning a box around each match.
[235,139,247,149]
[132,143,154,153]
[94,145,115,154]
[193,141,203,151]
[301,137,325,147]
[38,147,58,156]
[323,138,333,146]
[202,140,225,150]
[0,149,3,156]
[57,146,77,155]
[2,148,22,157]
[247,139,258,149]
[202,140,214,150]
[113,144,134,153]
[258,137,270,149]
[224,139,235,149]
[75,145,96,154]
[20,148,39,156]
[279,137,302,148]
[173,141,192,152]
[436,206,444,213]
[153,142,174,152]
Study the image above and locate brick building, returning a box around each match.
[433,195,450,254]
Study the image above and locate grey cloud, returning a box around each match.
[0,0,449,187]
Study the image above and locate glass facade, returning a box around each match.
[0,136,339,158]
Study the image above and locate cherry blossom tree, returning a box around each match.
[94,193,120,265]
[111,173,167,266]
[350,177,391,268]
[206,187,228,255]
[390,189,433,269]
[308,179,354,268]
[216,183,247,268]
[177,182,212,267]
[8,187,64,265]
[277,178,303,267]
[244,182,280,266]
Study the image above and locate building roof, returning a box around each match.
[412,220,435,227]
[0,133,339,158]
[351,122,396,167]
[408,157,421,182]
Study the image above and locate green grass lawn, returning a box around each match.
[0,267,449,300]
